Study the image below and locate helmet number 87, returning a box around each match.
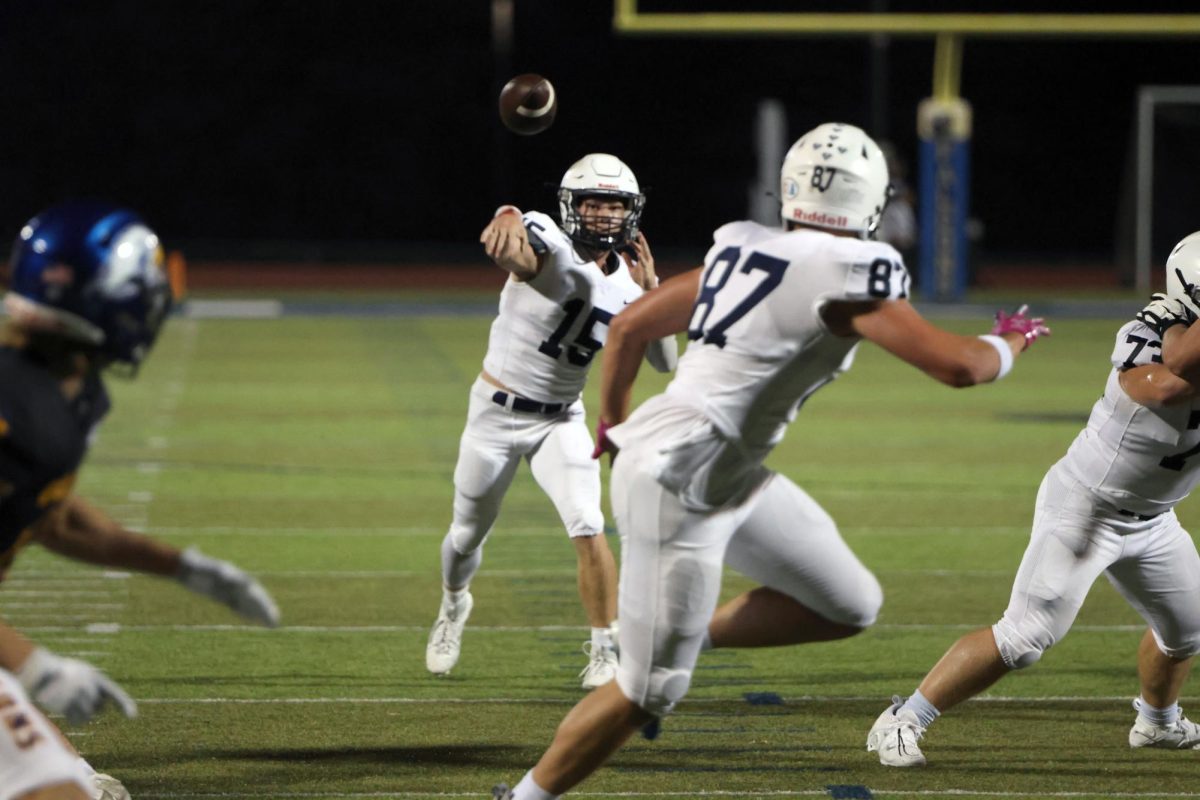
[811,167,837,192]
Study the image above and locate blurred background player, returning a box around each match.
[0,202,284,798]
[426,154,678,689]
[491,122,1049,799]
[0,617,133,800]
[867,234,1200,767]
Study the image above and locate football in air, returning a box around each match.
[499,73,557,135]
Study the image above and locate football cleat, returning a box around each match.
[94,772,132,800]
[578,641,618,690]
[866,696,927,767]
[426,591,473,675]
[1129,701,1200,749]
[491,783,514,799]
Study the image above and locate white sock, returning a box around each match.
[513,770,558,800]
[591,626,614,651]
[443,587,469,615]
[899,690,941,729]
[700,630,713,652]
[1135,696,1180,727]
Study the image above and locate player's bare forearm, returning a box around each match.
[600,269,700,423]
[1162,323,1200,385]
[1120,363,1196,407]
[32,496,181,576]
[845,300,1023,386]
[0,619,36,672]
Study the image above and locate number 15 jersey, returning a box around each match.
[481,211,646,405]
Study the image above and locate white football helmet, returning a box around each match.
[1165,231,1200,317]
[780,122,890,238]
[557,153,645,249]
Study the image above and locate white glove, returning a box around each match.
[16,647,137,725]
[176,547,281,627]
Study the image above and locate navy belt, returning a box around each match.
[1117,508,1165,522]
[492,390,565,415]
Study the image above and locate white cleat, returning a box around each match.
[866,696,927,767]
[578,641,618,690]
[94,772,132,800]
[1129,702,1200,750]
[425,591,473,675]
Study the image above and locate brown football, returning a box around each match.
[498,74,557,136]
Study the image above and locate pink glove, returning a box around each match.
[592,419,616,460]
[991,304,1050,351]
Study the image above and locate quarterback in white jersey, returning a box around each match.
[867,234,1200,769]
[492,123,1049,800]
[426,154,678,689]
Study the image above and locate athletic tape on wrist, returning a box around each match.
[978,334,1014,381]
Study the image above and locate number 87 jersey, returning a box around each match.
[667,220,909,456]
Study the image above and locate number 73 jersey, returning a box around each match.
[481,211,646,404]
[665,221,909,459]
[1061,318,1200,516]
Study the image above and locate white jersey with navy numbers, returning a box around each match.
[610,221,908,510]
[1061,319,1200,516]
[481,210,645,404]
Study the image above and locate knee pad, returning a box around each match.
[844,571,884,629]
[992,616,1056,669]
[617,663,693,717]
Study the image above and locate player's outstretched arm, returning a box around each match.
[0,620,137,725]
[834,299,1048,387]
[595,268,701,452]
[31,496,281,627]
[480,205,540,280]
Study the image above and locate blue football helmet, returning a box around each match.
[4,202,172,368]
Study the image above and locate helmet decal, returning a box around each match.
[779,123,891,238]
[4,202,172,368]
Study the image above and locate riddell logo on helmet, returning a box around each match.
[597,183,620,189]
[791,209,848,227]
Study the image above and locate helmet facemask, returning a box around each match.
[557,153,645,252]
[557,188,644,250]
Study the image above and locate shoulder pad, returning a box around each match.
[838,240,910,302]
[521,211,565,256]
[1112,320,1164,370]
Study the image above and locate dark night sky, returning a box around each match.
[0,1,1198,265]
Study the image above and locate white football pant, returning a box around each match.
[0,669,91,800]
[446,377,603,561]
[993,462,1200,669]
[610,446,882,716]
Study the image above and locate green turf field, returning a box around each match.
[8,307,1199,799]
